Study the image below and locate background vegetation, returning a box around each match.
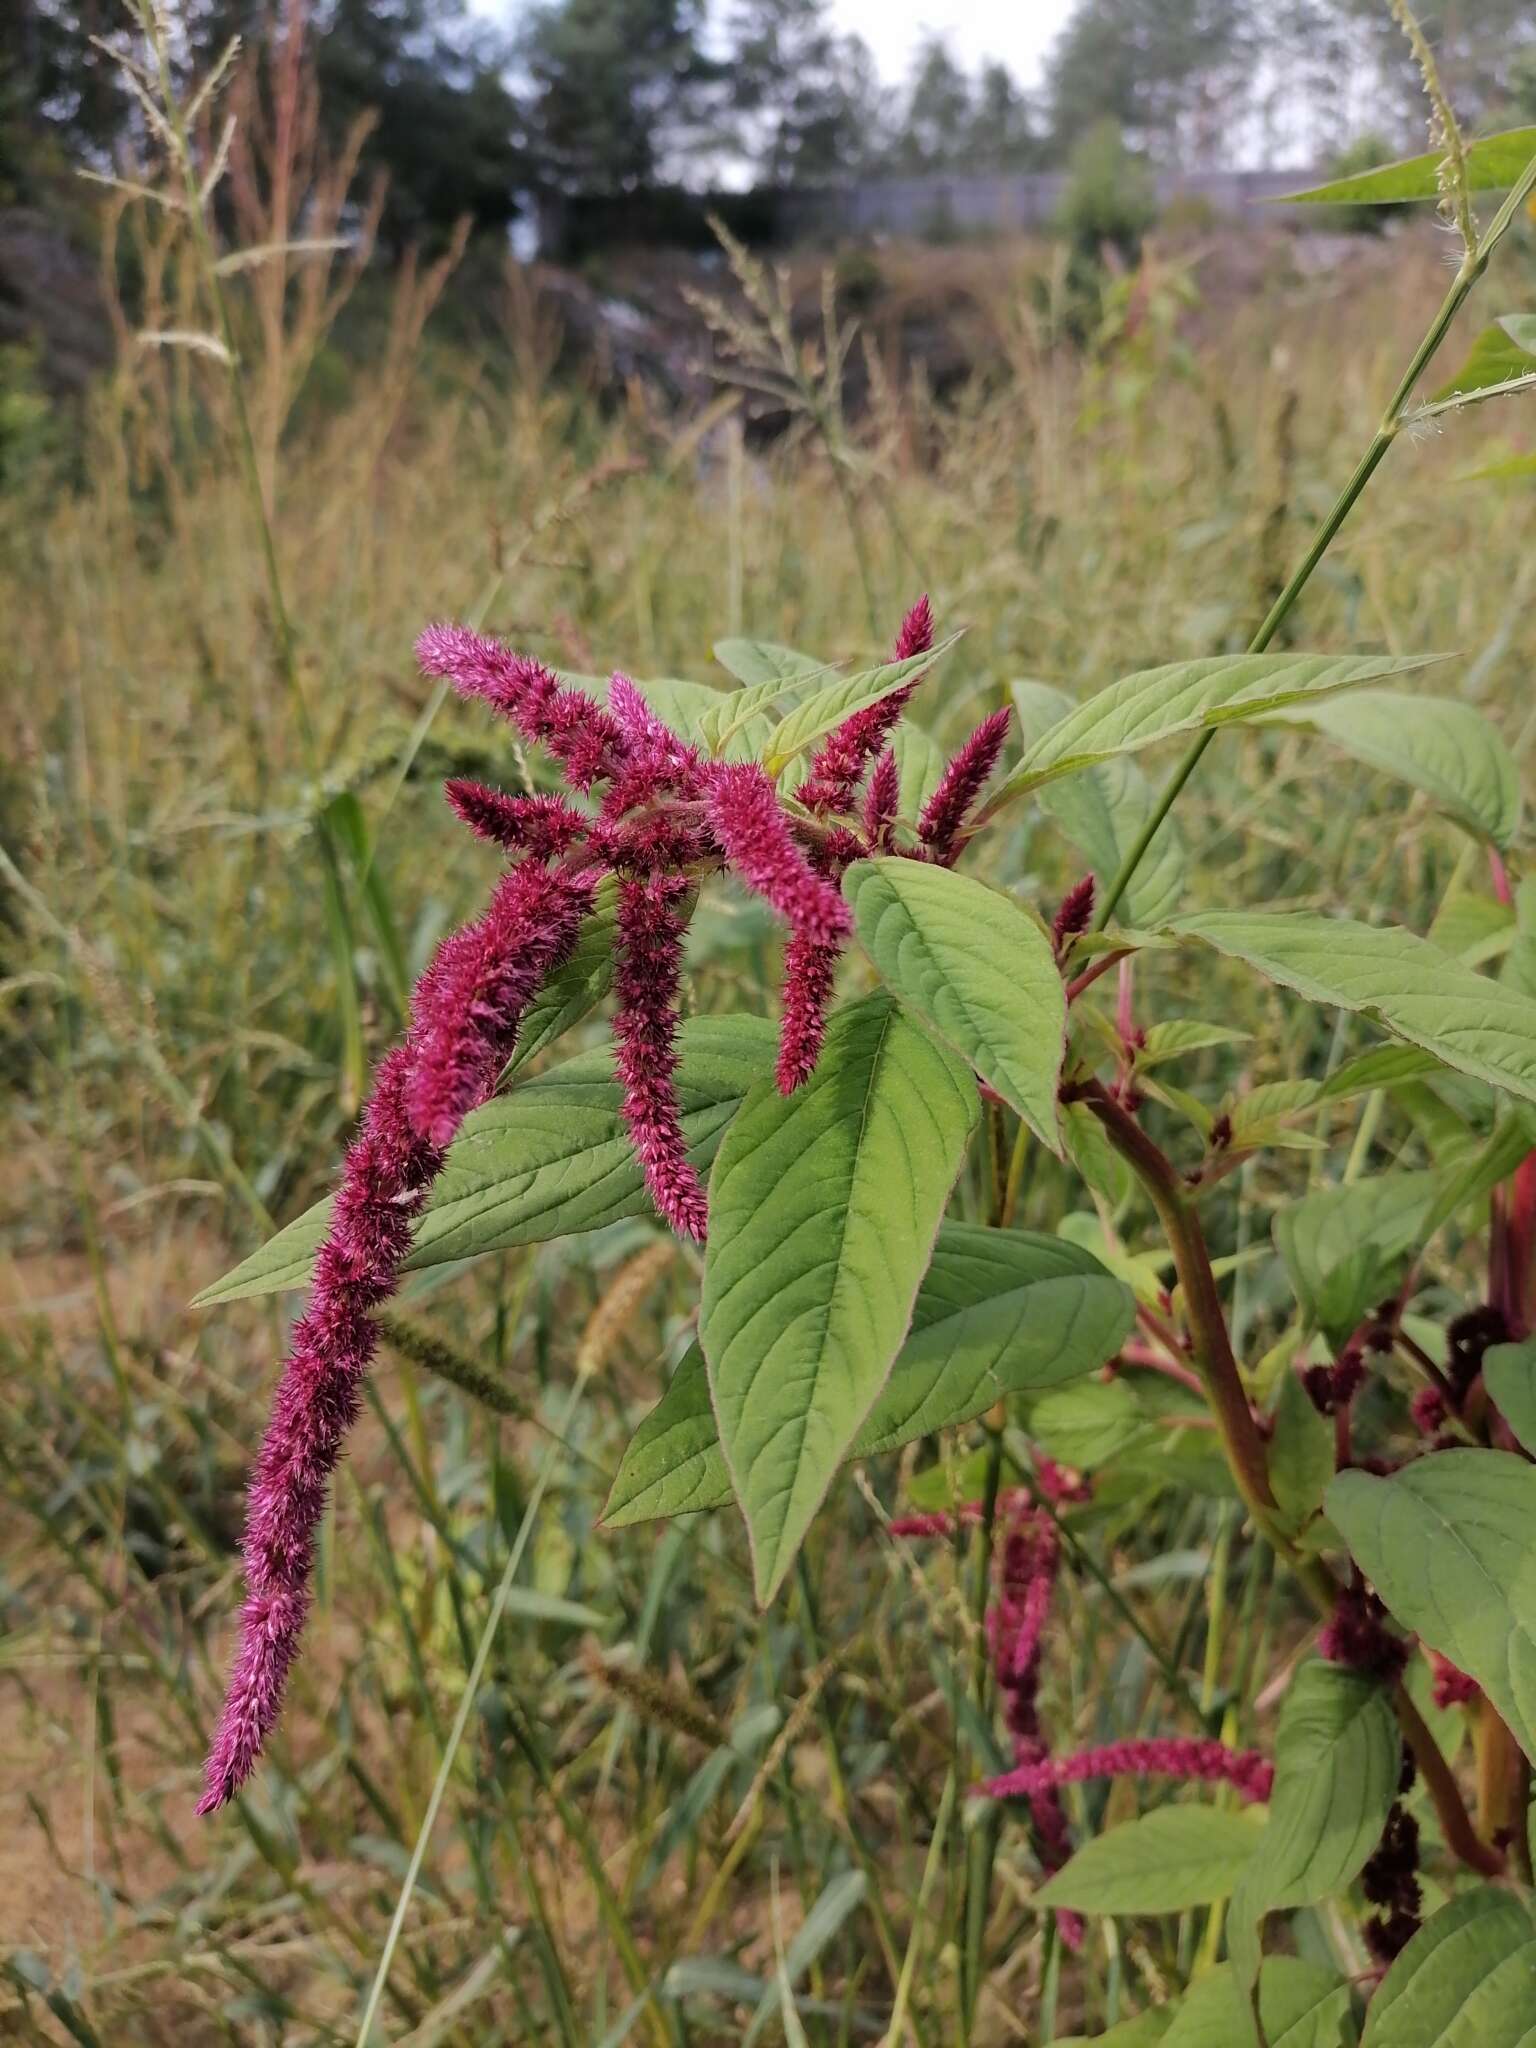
[3,1,1536,2042]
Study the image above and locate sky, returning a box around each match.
[828,0,1079,89]
[486,2,1082,91]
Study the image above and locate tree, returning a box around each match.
[1321,0,1536,138]
[1045,0,1262,161]
[309,0,525,249]
[890,33,974,174]
[520,0,722,192]
[726,0,887,185]
[1,0,131,200]
[967,61,1040,171]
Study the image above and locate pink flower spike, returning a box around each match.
[892,594,934,663]
[416,624,628,790]
[919,706,1012,865]
[794,598,937,817]
[407,864,594,1150]
[777,931,840,1094]
[862,748,900,846]
[704,763,851,946]
[199,1047,440,1811]
[444,782,591,859]
[612,874,710,1242]
[982,1737,1274,1807]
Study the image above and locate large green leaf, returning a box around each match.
[701,995,978,1602]
[1163,1961,1355,2048]
[604,1227,1133,1526]
[1232,1661,1397,1925]
[712,638,825,689]
[1328,1450,1536,1761]
[1484,1340,1536,1455]
[1364,1888,1536,2046]
[1273,1171,1440,1343]
[193,1016,775,1307]
[1433,317,1536,409]
[844,858,1066,1151]
[1057,2016,1173,2048]
[1284,127,1536,205]
[1170,911,1536,1107]
[990,652,1440,807]
[1268,690,1521,847]
[1013,678,1186,925]
[764,637,959,774]
[1035,1806,1261,1915]
[504,874,620,1077]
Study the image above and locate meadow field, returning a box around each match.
[2,192,1535,2045]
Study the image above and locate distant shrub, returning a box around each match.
[1056,118,1158,265]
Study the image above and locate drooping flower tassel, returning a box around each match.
[198,868,591,1810]
[612,873,710,1241]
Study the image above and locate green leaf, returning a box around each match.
[701,995,978,1602]
[1013,678,1187,927]
[1484,1340,1536,1456]
[1432,316,1536,408]
[1268,1370,1334,1532]
[764,636,960,774]
[1363,1888,1536,2046]
[1025,1377,1145,1470]
[712,638,826,689]
[1269,690,1521,847]
[193,1017,775,1307]
[1274,1171,1440,1342]
[1328,1449,1536,1761]
[602,1225,1135,1527]
[1035,1806,1262,1914]
[1317,1045,1446,1101]
[504,875,620,1077]
[1055,2015,1173,2048]
[1137,1019,1251,1069]
[1234,1661,1397,1922]
[1422,1105,1536,1236]
[1169,910,1536,1108]
[889,720,946,821]
[844,858,1066,1151]
[1283,126,1536,205]
[992,652,1441,807]
[1163,1961,1355,2048]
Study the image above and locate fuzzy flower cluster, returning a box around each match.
[201,599,1009,1811]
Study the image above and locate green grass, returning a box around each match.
[2,221,1533,2043]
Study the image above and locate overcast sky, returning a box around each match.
[828,0,1078,87]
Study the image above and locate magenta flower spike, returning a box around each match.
[704,762,851,945]
[918,705,1012,865]
[612,873,710,1242]
[199,1047,438,1812]
[983,1737,1274,1807]
[199,866,595,1811]
[776,931,839,1094]
[417,624,627,790]
[796,594,935,817]
[862,748,900,847]
[443,781,591,858]
[406,863,595,1150]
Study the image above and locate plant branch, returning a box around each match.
[1069,1077,1502,1878]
